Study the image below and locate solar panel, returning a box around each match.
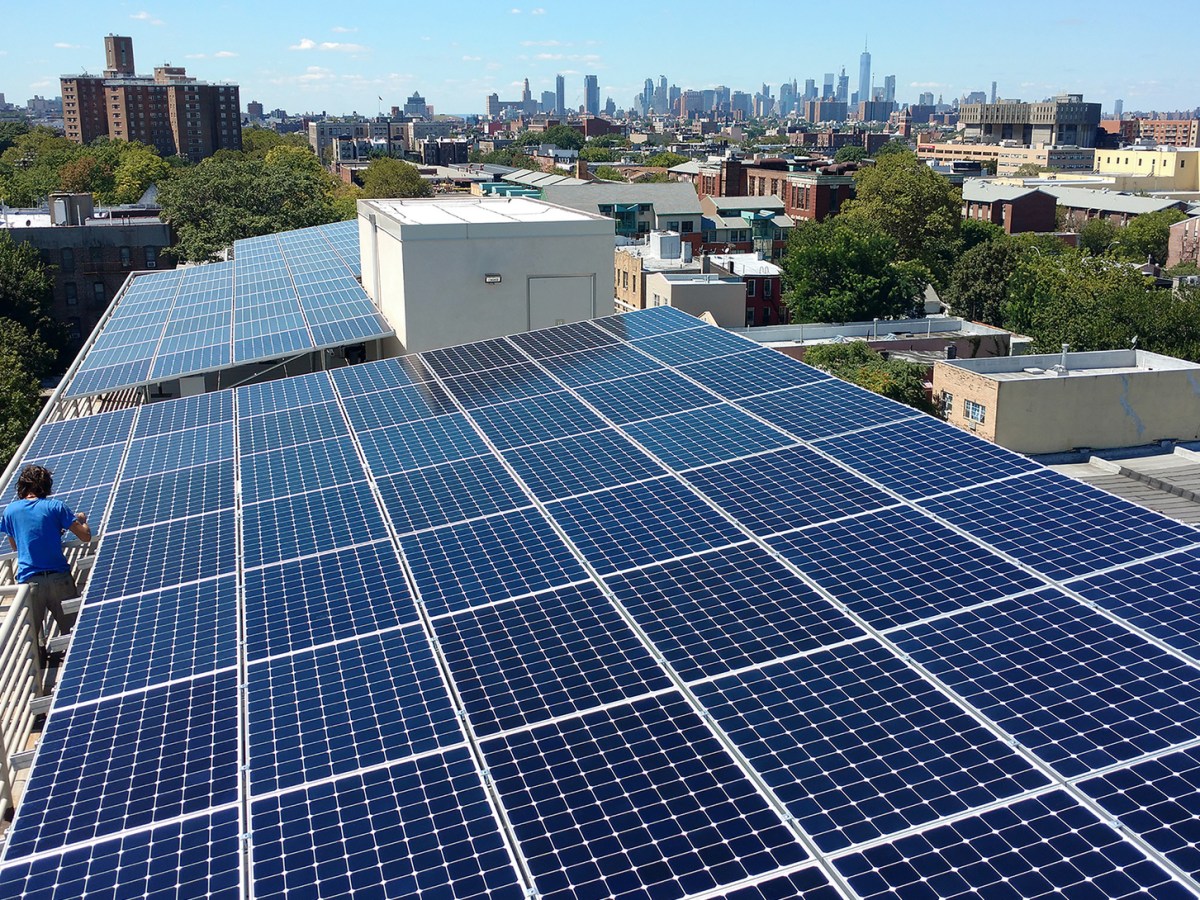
[63,221,391,398]
[12,306,1200,899]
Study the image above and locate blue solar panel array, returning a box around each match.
[65,220,390,399]
[5,305,1200,899]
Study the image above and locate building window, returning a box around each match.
[120,246,132,267]
[964,398,986,423]
[93,281,106,304]
[764,280,773,298]
[144,246,158,268]
[65,283,77,306]
[622,271,628,289]
[89,245,103,264]
[61,247,75,273]
[667,221,679,232]
[940,391,953,417]
[746,280,756,297]
[680,220,694,234]
[745,307,754,326]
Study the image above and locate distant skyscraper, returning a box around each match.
[919,91,934,106]
[541,91,555,114]
[654,76,668,114]
[884,74,896,104]
[643,77,654,113]
[522,78,531,103]
[584,74,599,116]
[556,74,565,115]
[858,47,871,106]
[1114,98,1124,118]
[604,96,615,116]
[104,34,135,77]
[991,81,997,104]
[822,73,835,100]
[836,69,849,103]
[804,79,816,101]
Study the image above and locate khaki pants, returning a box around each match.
[26,571,78,645]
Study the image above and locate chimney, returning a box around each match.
[575,158,591,181]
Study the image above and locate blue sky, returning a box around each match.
[2,0,1195,116]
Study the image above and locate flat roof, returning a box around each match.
[360,196,605,226]
[941,348,1200,381]
[733,317,1011,346]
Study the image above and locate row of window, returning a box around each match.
[942,392,987,423]
[63,281,106,306]
[60,246,158,272]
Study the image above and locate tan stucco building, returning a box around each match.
[933,350,1200,454]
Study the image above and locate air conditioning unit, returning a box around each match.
[145,260,156,268]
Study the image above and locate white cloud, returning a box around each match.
[290,38,317,50]
[292,37,367,52]
[421,35,431,41]
[521,39,564,46]
[486,62,502,71]
[531,6,545,13]
[510,7,521,12]
[130,10,165,25]
[331,25,357,33]
[214,50,237,58]
[462,55,482,62]
[53,42,79,49]
[185,53,207,59]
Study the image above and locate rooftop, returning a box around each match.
[940,348,1200,382]
[707,252,783,277]
[734,316,1012,347]
[362,195,603,226]
[961,179,1046,203]
[541,181,704,216]
[1047,447,1200,525]
[1040,184,1188,215]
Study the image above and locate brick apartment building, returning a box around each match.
[961,182,1057,234]
[62,35,241,161]
[690,156,857,223]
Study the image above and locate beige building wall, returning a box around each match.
[934,355,1200,454]
[1094,148,1200,192]
[645,274,746,329]
[614,251,646,309]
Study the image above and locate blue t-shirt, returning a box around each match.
[0,498,76,583]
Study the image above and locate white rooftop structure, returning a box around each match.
[707,252,783,277]
[942,348,1200,382]
[361,196,600,228]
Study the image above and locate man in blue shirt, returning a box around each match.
[1,464,92,648]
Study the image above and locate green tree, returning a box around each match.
[1013,163,1044,177]
[57,154,114,198]
[944,236,1023,326]
[241,127,311,157]
[833,145,868,163]
[359,157,432,199]
[782,218,924,324]
[1078,217,1119,256]
[803,342,936,414]
[536,124,585,150]
[0,323,44,465]
[0,122,30,155]
[960,219,1003,254]
[839,149,961,284]
[874,140,910,157]
[112,144,171,205]
[593,165,628,182]
[587,133,631,149]
[980,158,998,175]
[644,151,689,168]
[1116,209,1188,264]
[0,232,67,371]
[157,152,349,262]
[579,146,615,163]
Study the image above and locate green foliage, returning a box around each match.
[587,133,631,149]
[1013,163,1044,177]
[782,218,924,324]
[803,342,936,415]
[960,219,1003,254]
[593,166,628,182]
[0,232,66,373]
[0,131,173,207]
[468,147,535,167]
[980,158,998,175]
[644,151,689,168]
[536,125,585,150]
[1078,217,1119,256]
[839,148,961,285]
[1116,209,1188,264]
[944,236,1022,326]
[0,322,44,466]
[1168,262,1200,277]
[873,140,910,157]
[359,157,432,199]
[241,127,310,158]
[0,121,31,155]
[157,152,350,262]
[833,145,868,163]
[579,146,616,163]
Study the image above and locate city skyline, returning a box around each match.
[2,0,1196,116]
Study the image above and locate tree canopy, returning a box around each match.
[0,131,170,207]
[833,145,869,163]
[0,232,66,372]
[358,157,432,199]
[579,146,616,163]
[644,151,689,168]
[803,342,936,415]
[781,218,925,324]
[1116,208,1188,264]
[593,165,628,182]
[157,152,352,262]
[838,149,961,285]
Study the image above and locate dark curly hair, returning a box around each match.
[16,465,54,499]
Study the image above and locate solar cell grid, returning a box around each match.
[5,671,239,859]
[815,415,1043,499]
[468,390,606,451]
[237,400,347,455]
[421,336,529,378]
[502,427,670,502]
[432,582,674,737]
[594,305,705,338]
[50,485,112,541]
[441,361,564,410]
[54,577,238,708]
[150,344,229,381]
[26,407,136,459]
[12,443,124,495]
[682,445,892,536]
[85,508,237,604]
[339,380,458,431]
[604,545,865,683]
[1080,745,1200,882]
[246,624,461,794]
[105,461,233,532]
[632,325,758,366]
[0,806,242,900]
[676,347,829,400]
[241,481,387,569]
[741,379,920,441]
[919,469,1200,581]
[694,639,1050,853]
[375,455,530,535]
[133,391,233,437]
[711,868,842,900]
[250,747,526,900]
[546,477,746,576]
[243,541,417,661]
[576,368,720,424]
[239,437,361,504]
[834,790,1188,900]
[622,403,797,470]
[357,412,490,476]
[121,422,234,478]
[536,341,664,387]
[481,691,808,900]
[767,504,1045,631]
[1070,548,1200,660]
[895,591,1200,778]
[508,319,620,358]
[400,506,588,617]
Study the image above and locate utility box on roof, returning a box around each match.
[358,196,615,353]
